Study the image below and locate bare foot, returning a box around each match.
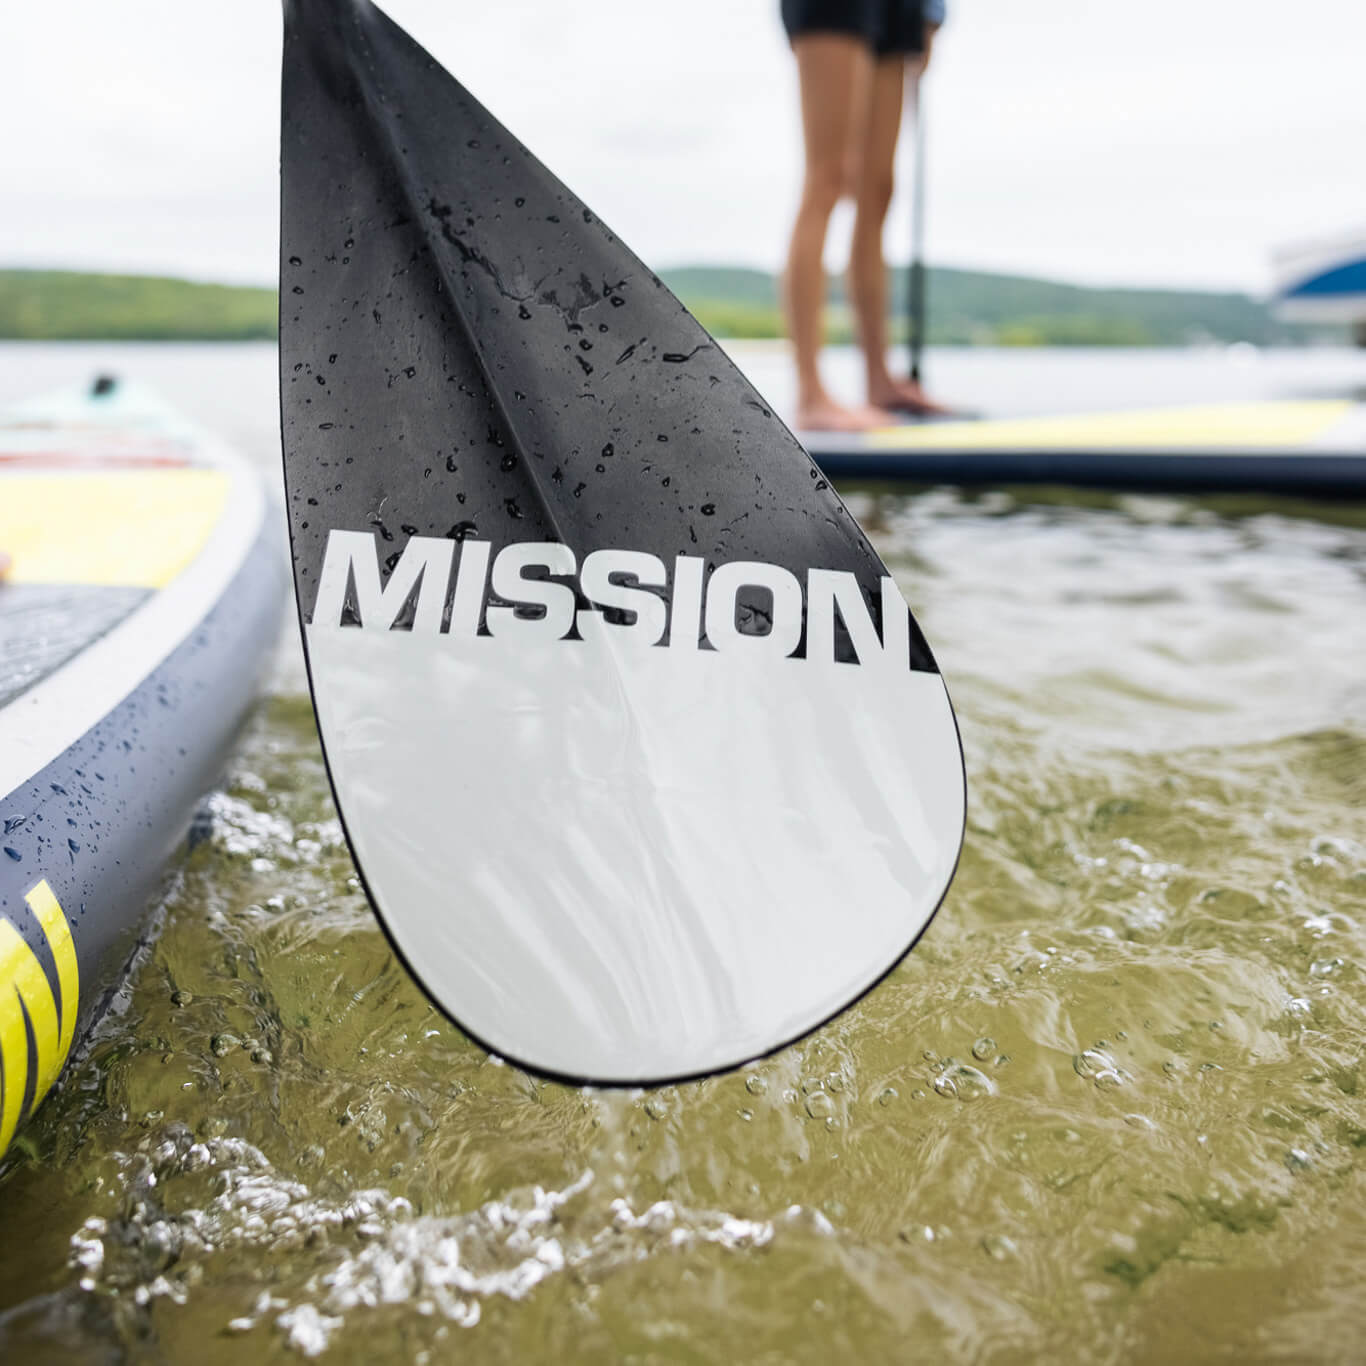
[794,398,896,433]
[868,379,958,418]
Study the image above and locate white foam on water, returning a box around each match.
[67,1127,804,1357]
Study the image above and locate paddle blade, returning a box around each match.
[280,0,965,1083]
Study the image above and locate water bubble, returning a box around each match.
[934,1065,996,1101]
[211,1033,241,1058]
[804,1092,835,1121]
[744,1074,767,1096]
[877,1087,898,1107]
[171,989,193,1008]
[1073,1048,1126,1088]
[972,1037,996,1061]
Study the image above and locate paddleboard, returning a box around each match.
[0,378,285,1157]
[800,399,1366,495]
[281,0,966,1085]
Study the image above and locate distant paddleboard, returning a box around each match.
[280,0,965,1084]
[800,400,1366,495]
[0,380,284,1156]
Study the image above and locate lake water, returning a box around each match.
[1,342,1365,1363]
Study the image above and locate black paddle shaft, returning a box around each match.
[906,79,927,384]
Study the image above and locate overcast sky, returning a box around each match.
[4,0,1363,295]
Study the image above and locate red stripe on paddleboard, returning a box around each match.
[0,452,191,469]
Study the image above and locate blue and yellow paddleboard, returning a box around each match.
[800,399,1366,495]
[0,379,285,1157]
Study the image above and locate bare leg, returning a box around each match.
[783,34,891,432]
[848,40,954,415]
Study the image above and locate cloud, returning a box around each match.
[2,0,1363,292]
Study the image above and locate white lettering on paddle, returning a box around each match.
[313,530,912,669]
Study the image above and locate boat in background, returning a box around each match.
[1273,229,1366,346]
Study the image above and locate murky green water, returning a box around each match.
[3,348,1366,1363]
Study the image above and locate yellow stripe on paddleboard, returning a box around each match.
[0,469,229,588]
[0,881,79,1156]
[864,400,1353,451]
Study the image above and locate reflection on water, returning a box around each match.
[1,344,1365,1362]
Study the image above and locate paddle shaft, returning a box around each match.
[906,72,927,384]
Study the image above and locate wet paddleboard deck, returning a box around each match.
[800,399,1366,495]
[0,381,286,1156]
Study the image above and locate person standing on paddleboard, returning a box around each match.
[781,0,953,430]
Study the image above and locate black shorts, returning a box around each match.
[780,0,926,56]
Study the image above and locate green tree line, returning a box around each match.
[661,265,1340,347]
[0,265,1340,347]
[0,270,276,341]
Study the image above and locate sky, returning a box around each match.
[3,0,1364,295]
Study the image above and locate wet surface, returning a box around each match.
[1,343,1365,1361]
[0,585,149,709]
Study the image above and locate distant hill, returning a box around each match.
[0,264,1342,347]
[0,270,275,341]
[660,264,1340,347]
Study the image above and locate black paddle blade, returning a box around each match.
[280,0,965,1084]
